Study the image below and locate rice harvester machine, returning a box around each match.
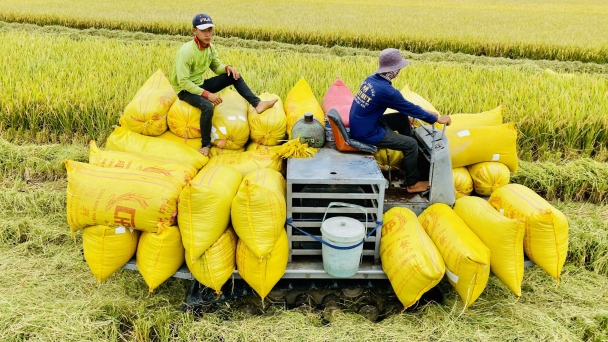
[120,106,455,321]
[168,109,457,320]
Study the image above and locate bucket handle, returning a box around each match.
[322,202,367,231]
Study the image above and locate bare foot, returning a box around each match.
[255,99,278,114]
[198,147,210,156]
[406,181,430,193]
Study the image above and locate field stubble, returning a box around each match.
[0,170,606,340]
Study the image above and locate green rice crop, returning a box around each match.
[1,24,607,161]
[1,0,608,63]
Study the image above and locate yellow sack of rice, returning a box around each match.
[453,196,525,296]
[447,106,503,132]
[284,78,325,139]
[419,203,490,308]
[237,229,288,301]
[453,167,473,199]
[488,184,568,281]
[248,92,286,146]
[380,207,445,310]
[179,165,242,261]
[88,140,196,186]
[211,89,250,149]
[374,148,404,171]
[209,146,244,158]
[105,126,208,170]
[232,168,286,258]
[186,228,237,295]
[65,160,181,233]
[167,99,201,140]
[245,142,277,152]
[82,225,140,283]
[156,130,202,150]
[467,161,510,196]
[203,149,282,175]
[446,123,518,172]
[120,69,175,136]
[136,224,184,293]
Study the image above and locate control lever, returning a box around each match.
[434,125,447,149]
[438,124,447,142]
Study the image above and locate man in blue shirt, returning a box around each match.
[349,48,452,193]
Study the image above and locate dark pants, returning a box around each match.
[375,113,420,186]
[177,74,260,147]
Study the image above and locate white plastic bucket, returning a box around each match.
[320,202,367,277]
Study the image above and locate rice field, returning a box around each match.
[1,23,607,161]
[2,2,608,341]
[1,0,608,62]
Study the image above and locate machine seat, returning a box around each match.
[326,109,378,154]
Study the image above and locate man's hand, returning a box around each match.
[207,92,223,106]
[436,115,452,126]
[226,66,240,80]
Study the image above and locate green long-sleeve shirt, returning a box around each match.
[169,40,227,95]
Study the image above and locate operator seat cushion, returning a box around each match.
[326,109,378,154]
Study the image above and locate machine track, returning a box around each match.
[182,279,444,322]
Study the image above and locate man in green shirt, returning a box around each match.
[170,13,277,156]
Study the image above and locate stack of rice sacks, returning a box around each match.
[232,168,288,301]
[441,105,515,199]
[66,70,207,293]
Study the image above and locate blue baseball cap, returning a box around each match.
[192,14,214,30]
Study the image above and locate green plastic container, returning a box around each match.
[291,113,325,148]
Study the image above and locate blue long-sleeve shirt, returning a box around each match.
[349,74,438,144]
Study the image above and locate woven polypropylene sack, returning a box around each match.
[284,78,325,139]
[453,167,473,199]
[209,146,244,158]
[453,196,525,296]
[65,160,181,233]
[467,162,510,196]
[232,168,286,258]
[136,224,184,293]
[248,92,286,146]
[380,207,445,310]
[89,140,196,186]
[211,89,250,149]
[187,228,237,295]
[373,148,404,171]
[446,123,518,172]
[167,99,202,140]
[245,142,278,152]
[82,225,140,283]
[446,106,503,133]
[105,126,208,170]
[322,78,353,127]
[236,229,288,301]
[488,184,568,281]
[203,149,282,175]
[419,203,490,308]
[156,130,202,150]
[120,69,175,136]
[179,165,242,261]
